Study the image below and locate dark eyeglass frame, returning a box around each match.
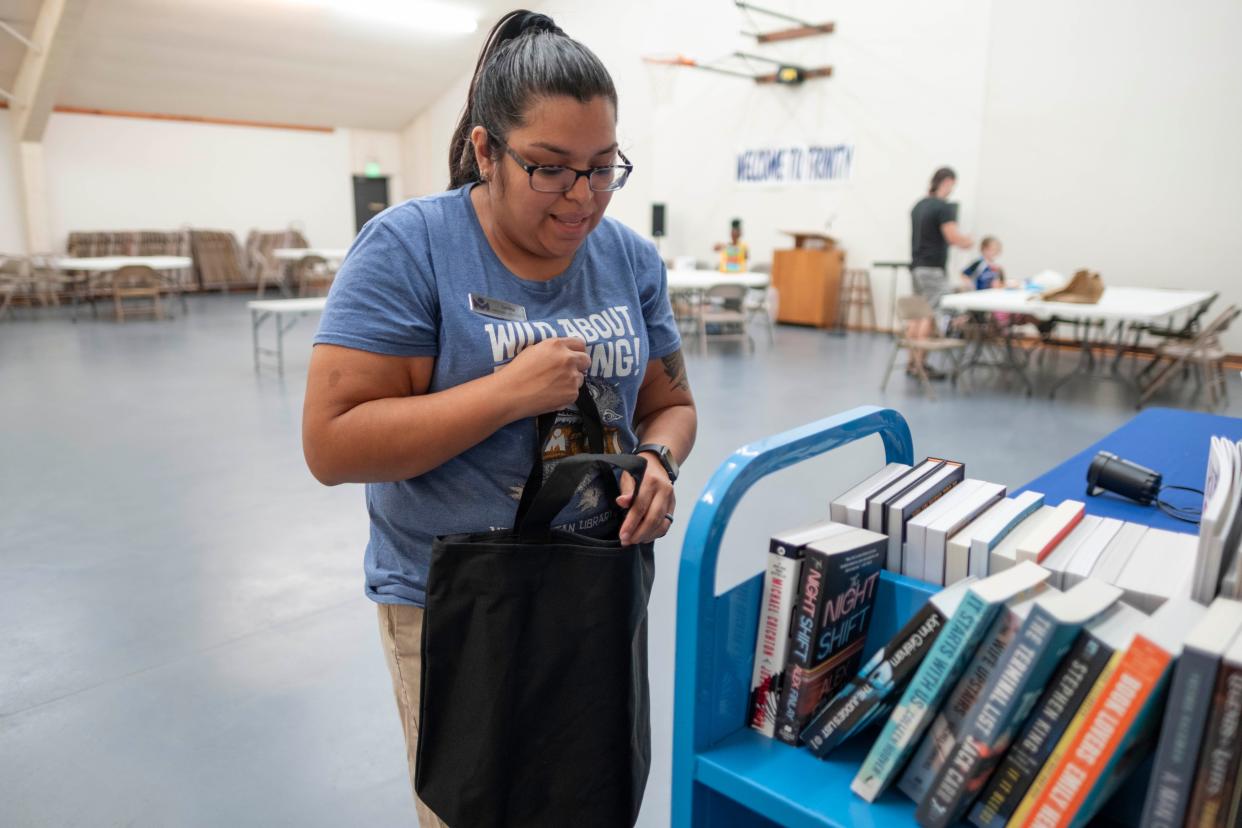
[501,144,634,193]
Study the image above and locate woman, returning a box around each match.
[302,9,696,825]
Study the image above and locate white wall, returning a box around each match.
[399,0,993,329]
[976,0,1242,348]
[38,113,395,250]
[348,128,404,206]
[0,111,27,254]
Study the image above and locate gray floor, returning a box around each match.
[2,296,1237,827]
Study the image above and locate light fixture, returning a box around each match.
[291,0,478,34]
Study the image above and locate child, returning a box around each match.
[714,218,749,273]
[961,236,1004,290]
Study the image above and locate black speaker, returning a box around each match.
[651,203,666,238]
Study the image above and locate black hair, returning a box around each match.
[929,166,957,195]
[447,10,617,190]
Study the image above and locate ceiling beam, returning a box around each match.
[11,0,90,142]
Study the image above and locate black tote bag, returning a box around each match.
[415,389,655,828]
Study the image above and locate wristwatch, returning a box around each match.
[634,443,679,483]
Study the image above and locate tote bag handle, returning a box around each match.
[515,383,612,522]
[517,453,647,542]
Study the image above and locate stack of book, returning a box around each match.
[1194,436,1242,603]
[830,462,1200,611]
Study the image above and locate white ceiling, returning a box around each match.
[0,0,513,131]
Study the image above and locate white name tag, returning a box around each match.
[467,293,527,322]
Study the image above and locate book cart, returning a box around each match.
[670,405,1183,827]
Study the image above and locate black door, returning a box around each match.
[353,176,390,233]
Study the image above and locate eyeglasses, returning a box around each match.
[502,145,633,193]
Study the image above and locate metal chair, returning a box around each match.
[112,265,165,322]
[881,295,968,399]
[696,283,752,351]
[294,254,333,297]
[1138,305,1238,409]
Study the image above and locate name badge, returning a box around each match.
[467,293,527,322]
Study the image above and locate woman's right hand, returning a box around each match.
[499,337,591,418]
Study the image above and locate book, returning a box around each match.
[1114,527,1198,613]
[866,458,948,535]
[851,561,1051,803]
[1039,515,1102,590]
[1182,621,1242,828]
[831,462,913,527]
[1018,598,1207,828]
[969,601,1147,828]
[890,462,966,576]
[903,479,986,586]
[916,578,1124,828]
[897,594,1039,803]
[1015,500,1085,565]
[988,505,1054,575]
[958,491,1046,580]
[922,482,1007,586]
[1089,521,1147,587]
[1061,517,1124,590]
[748,520,854,736]
[1141,597,1242,828]
[773,527,885,745]
[803,578,977,758]
[1194,437,1236,603]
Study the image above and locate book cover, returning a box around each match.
[890,462,966,576]
[831,462,913,527]
[866,458,946,535]
[748,520,853,736]
[1019,599,1206,828]
[916,579,1123,828]
[773,528,885,745]
[1142,597,1242,828]
[897,594,1036,803]
[968,602,1146,828]
[851,561,1050,803]
[1182,626,1242,828]
[802,578,977,758]
[968,491,1045,579]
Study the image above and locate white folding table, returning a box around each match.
[940,286,1216,398]
[248,297,328,375]
[54,256,195,320]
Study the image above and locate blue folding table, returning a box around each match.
[672,406,1242,827]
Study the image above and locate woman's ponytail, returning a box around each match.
[446,9,613,190]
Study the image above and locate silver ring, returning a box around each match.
[662,513,674,524]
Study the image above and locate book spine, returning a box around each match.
[1007,652,1123,827]
[748,551,803,737]
[773,550,826,744]
[1183,659,1242,828]
[969,632,1112,828]
[803,600,949,757]
[1022,635,1172,828]
[898,606,1020,802]
[775,543,883,744]
[852,589,997,802]
[1035,509,1084,563]
[1139,647,1220,828]
[919,606,1078,828]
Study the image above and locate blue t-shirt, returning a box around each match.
[314,184,681,607]
[963,258,1002,290]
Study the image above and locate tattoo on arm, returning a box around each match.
[661,350,691,393]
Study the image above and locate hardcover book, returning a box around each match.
[773,527,885,745]
[831,462,913,528]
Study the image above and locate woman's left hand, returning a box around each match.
[616,453,675,546]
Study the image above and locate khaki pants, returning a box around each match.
[378,603,449,828]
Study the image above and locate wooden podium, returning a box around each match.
[771,231,844,328]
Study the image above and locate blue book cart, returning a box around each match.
[672,405,938,827]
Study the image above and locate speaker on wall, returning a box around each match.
[651,203,666,238]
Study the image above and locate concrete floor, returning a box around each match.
[2,295,1237,826]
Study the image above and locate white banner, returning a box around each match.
[734,144,854,187]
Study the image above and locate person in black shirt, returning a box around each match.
[908,167,973,378]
